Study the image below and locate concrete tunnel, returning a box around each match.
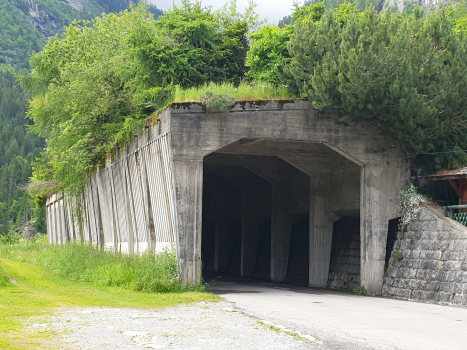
[200,138,362,287]
[45,100,407,296]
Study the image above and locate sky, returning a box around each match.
[148,0,300,24]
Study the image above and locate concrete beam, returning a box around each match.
[309,174,334,287]
[172,159,203,286]
[360,165,390,296]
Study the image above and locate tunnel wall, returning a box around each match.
[46,132,177,255]
[383,202,467,307]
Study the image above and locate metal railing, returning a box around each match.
[442,205,467,226]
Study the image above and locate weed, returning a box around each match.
[173,82,291,103]
[0,263,8,287]
[0,239,200,293]
[393,251,404,261]
[201,91,236,114]
[354,286,369,296]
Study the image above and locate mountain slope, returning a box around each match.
[0,0,162,234]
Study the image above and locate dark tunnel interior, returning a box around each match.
[201,139,366,289]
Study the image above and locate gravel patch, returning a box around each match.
[31,301,326,350]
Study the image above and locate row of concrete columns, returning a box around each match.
[173,159,395,295]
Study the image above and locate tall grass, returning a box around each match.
[173,82,291,103]
[0,236,198,293]
[0,264,8,287]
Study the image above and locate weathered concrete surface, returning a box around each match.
[163,100,406,294]
[383,202,467,307]
[207,276,467,350]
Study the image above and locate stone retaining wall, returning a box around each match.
[382,202,467,307]
[327,217,361,291]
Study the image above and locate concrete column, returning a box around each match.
[172,159,203,286]
[360,165,389,296]
[271,184,292,282]
[309,174,334,288]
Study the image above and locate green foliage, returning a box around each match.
[131,0,251,88]
[174,82,291,102]
[279,5,467,169]
[0,0,44,71]
[202,91,236,114]
[0,238,200,293]
[0,72,45,235]
[23,1,258,197]
[246,25,293,83]
[354,285,369,295]
[0,264,8,287]
[393,251,404,261]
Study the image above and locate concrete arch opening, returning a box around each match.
[201,138,362,288]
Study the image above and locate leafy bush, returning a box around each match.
[354,286,368,296]
[393,251,404,261]
[201,91,236,114]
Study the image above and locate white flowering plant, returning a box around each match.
[397,183,427,231]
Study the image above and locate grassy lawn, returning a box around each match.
[0,240,220,349]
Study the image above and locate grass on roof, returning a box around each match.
[173,82,291,103]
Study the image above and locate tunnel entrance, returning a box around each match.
[201,138,362,287]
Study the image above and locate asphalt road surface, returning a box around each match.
[206,274,467,350]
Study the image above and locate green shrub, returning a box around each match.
[393,252,404,261]
[354,286,368,296]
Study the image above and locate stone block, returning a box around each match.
[442,251,459,261]
[461,261,467,271]
[410,222,422,231]
[385,277,394,286]
[422,260,438,270]
[451,283,463,294]
[419,250,427,259]
[416,270,427,279]
[394,288,411,299]
[443,261,461,271]
[408,279,420,289]
[451,294,463,305]
[438,231,450,240]
[410,250,421,259]
[426,251,442,260]
[426,291,437,301]
[411,290,421,300]
[437,292,454,303]
[437,240,449,250]
[459,272,467,283]
[426,270,439,281]
[439,282,452,292]
[449,231,461,240]
[438,221,452,231]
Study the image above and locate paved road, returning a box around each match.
[206,275,467,350]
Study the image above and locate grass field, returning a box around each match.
[0,238,220,349]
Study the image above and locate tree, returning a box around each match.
[21,1,257,197]
[280,5,467,169]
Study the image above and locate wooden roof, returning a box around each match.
[425,168,467,181]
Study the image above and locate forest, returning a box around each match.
[0,0,162,235]
[4,0,467,235]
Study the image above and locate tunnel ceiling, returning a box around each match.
[207,138,361,176]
